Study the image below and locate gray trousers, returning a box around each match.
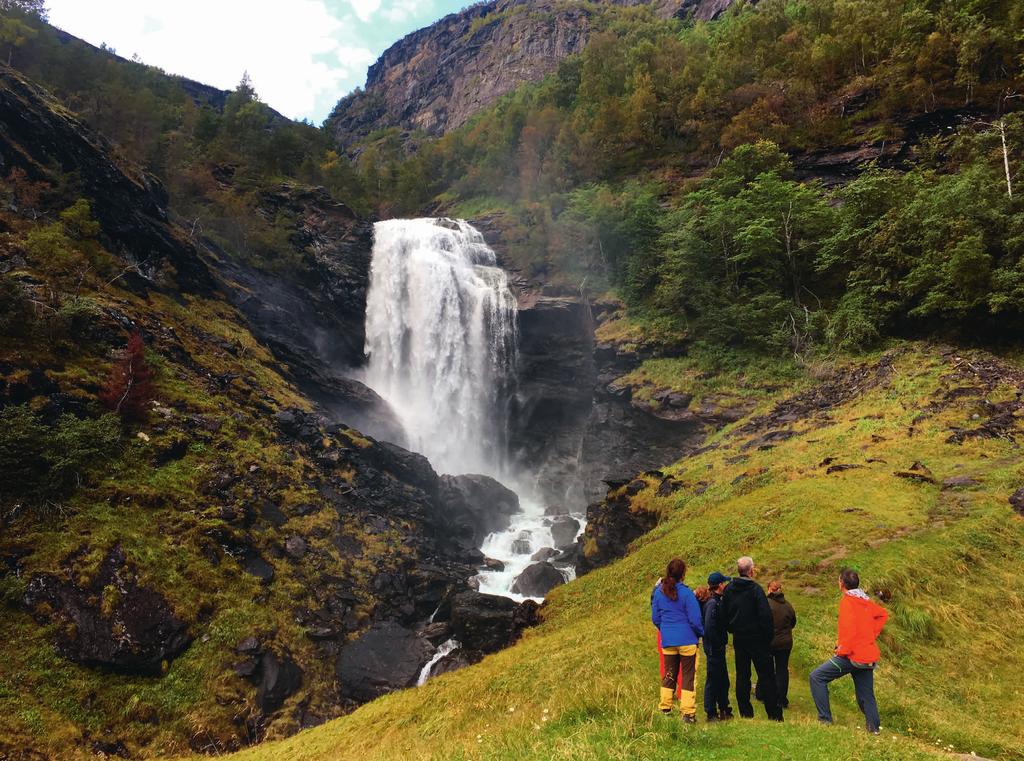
[809,655,880,732]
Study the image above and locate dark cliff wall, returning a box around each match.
[326,0,740,148]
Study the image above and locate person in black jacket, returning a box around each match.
[721,556,783,721]
[702,571,734,721]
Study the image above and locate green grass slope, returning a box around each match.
[221,344,1023,761]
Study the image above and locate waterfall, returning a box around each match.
[364,218,518,478]
[363,218,581,610]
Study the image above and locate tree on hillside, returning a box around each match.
[100,332,155,422]
[656,142,835,353]
[0,0,45,66]
[0,0,47,18]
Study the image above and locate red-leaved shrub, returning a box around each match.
[100,332,155,422]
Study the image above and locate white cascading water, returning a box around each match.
[363,218,582,681]
[364,218,518,478]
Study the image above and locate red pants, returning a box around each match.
[657,630,683,698]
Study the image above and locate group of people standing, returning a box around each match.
[650,556,888,732]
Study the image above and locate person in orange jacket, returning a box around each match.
[809,568,889,734]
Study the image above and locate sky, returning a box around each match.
[45,0,471,124]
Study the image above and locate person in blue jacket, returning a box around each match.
[651,557,704,722]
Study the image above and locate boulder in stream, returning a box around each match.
[336,621,432,703]
[511,562,566,597]
[450,591,539,656]
[549,516,581,549]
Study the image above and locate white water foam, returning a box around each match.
[416,638,460,686]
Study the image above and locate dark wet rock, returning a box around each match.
[284,536,308,560]
[256,651,303,714]
[530,547,558,562]
[549,516,581,548]
[741,429,795,451]
[481,557,505,571]
[511,562,565,597]
[602,475,633,491]
[274,408,323,444]
[259,499,289,528]
[235,635,261,654]
[152,436,189,466]
[244,554,275,583]
[908,461,933,475]
[233,657,260,678]
[656,476,684,497]
[438,474,520,546]
[336,622,432,703]
[624,479,646,496]
[544,503,572,516]
[893,470,936,485]
[942,476,980,490]
[450,591,539,657]
[826,464,864,474]
[1009,488,1024,516]
[429,648,472,678]
[576,487,660,576]
[509,295,596,508]
[551,545,578,567]
[418,621,452,646]
[23,545,191,675]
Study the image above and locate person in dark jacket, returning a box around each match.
[651,558,704,722]
[765,580,797,708]
[721,556,783,721]
[702,571,734,721]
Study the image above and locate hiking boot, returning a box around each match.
[660,708,672,716]
[719,708,734,721]
[705,713,720,722]
[682,715,697,724]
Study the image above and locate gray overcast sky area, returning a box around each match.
[44,0,469,124]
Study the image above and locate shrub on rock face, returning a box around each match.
[0,404,120,506]
[100,331,155,422]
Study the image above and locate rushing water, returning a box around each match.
[363,218,582,679]
[364,218,518,479]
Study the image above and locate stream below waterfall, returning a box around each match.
[361,218,585,678]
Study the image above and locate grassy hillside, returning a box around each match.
[220,344,1024,761]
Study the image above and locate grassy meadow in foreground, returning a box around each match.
[216,345,1024,761]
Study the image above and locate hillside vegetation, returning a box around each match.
[221,344,1024,761]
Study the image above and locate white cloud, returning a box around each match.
[383,0,431,24]
[349,0,381,22]
[46,0,375,121]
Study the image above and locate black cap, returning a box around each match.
[708,571,731,586]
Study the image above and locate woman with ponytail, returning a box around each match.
[651,558,705,722]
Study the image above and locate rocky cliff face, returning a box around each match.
[206,183,406,443]
[326,0,740,148]
[0,64,215,294]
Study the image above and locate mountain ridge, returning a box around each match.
[326,0,742,148]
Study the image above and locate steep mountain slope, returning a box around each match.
[226,344,1024,761]
[325,0,740,148]
[0,65,534,758]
